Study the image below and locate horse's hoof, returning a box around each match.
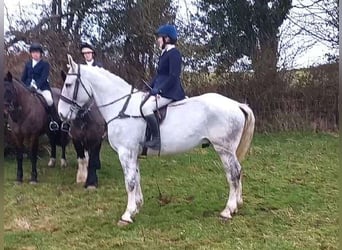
[15,180,23,185]
[29,180,38,185]
[117,219,132,227]
[85,185,97,190]
[76,178,85,184]
[219,215,232,222]
[48,158,56,168]
[60,159,67,168]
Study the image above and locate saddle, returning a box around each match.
[31,90,66,131]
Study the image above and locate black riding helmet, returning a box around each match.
[29,42,44,53]
[80,43,96,55]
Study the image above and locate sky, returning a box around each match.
[4,0,336,69]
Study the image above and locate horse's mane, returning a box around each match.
[12,77,28,91]
[6,76,29,93]
[83,65,132,91]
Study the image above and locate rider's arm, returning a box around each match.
[35,62,50,89]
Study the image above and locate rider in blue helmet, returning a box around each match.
[155,24,178,48]
[141,24,186,149]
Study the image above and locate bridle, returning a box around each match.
[60,64,142,124]
[59,64,92,117]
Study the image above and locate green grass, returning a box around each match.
[4,132,338,249]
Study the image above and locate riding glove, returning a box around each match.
[29,86,37,93]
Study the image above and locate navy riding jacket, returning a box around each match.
[92,60,103,67]
[151,48,185,101]
[21,59,51,91]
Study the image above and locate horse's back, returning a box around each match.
[145,94,247,155]
[7,80,48,135]
[170,93,245,117]
[192,93,241,107]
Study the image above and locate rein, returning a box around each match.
[106,86,142,124]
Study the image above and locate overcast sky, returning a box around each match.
[4,0,336,69]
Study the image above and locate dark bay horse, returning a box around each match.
[61,71,106,189]
[4,72,69,183]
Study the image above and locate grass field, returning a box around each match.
[4,132,338,249]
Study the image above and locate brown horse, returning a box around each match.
[4,72,69,183]
[61,70,106,189]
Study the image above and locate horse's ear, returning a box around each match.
[67,54,77,72]
[61,70,66,81]
[5,71,12,82]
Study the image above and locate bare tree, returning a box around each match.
[4,0,178,87]
[288,0,338,51]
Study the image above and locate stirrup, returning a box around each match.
[49,121,59,131]
[61,122,70,132]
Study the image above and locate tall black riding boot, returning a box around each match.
[47,105,59,131]
[144,114,160,149]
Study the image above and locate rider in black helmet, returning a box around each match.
[21,42,60,131]
[80,43,103,67]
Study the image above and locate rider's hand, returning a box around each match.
[29,86,37,93]
[150,88,159,95]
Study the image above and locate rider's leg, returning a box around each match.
[141,95,172,149]
[40,90,59,131]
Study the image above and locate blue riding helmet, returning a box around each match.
[156,24,178,41]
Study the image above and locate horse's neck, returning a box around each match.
[14,81,41,110]
[87,70,135,121]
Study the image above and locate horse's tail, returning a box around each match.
[236,103,255,162]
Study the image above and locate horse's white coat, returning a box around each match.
[58,55,255,224]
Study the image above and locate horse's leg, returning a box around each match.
[118,148,139,225]
[73,139,87,183]
[15,137,24,183]
[135,164,143,212]
[48,133,56,168]
[85,142,102,189]
[29,136,39,184]
[237,170,243,207]
[60,132,68,168]
[216,149,242,219]
[60,144,67,168]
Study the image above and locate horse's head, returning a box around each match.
[58,54,93,121]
